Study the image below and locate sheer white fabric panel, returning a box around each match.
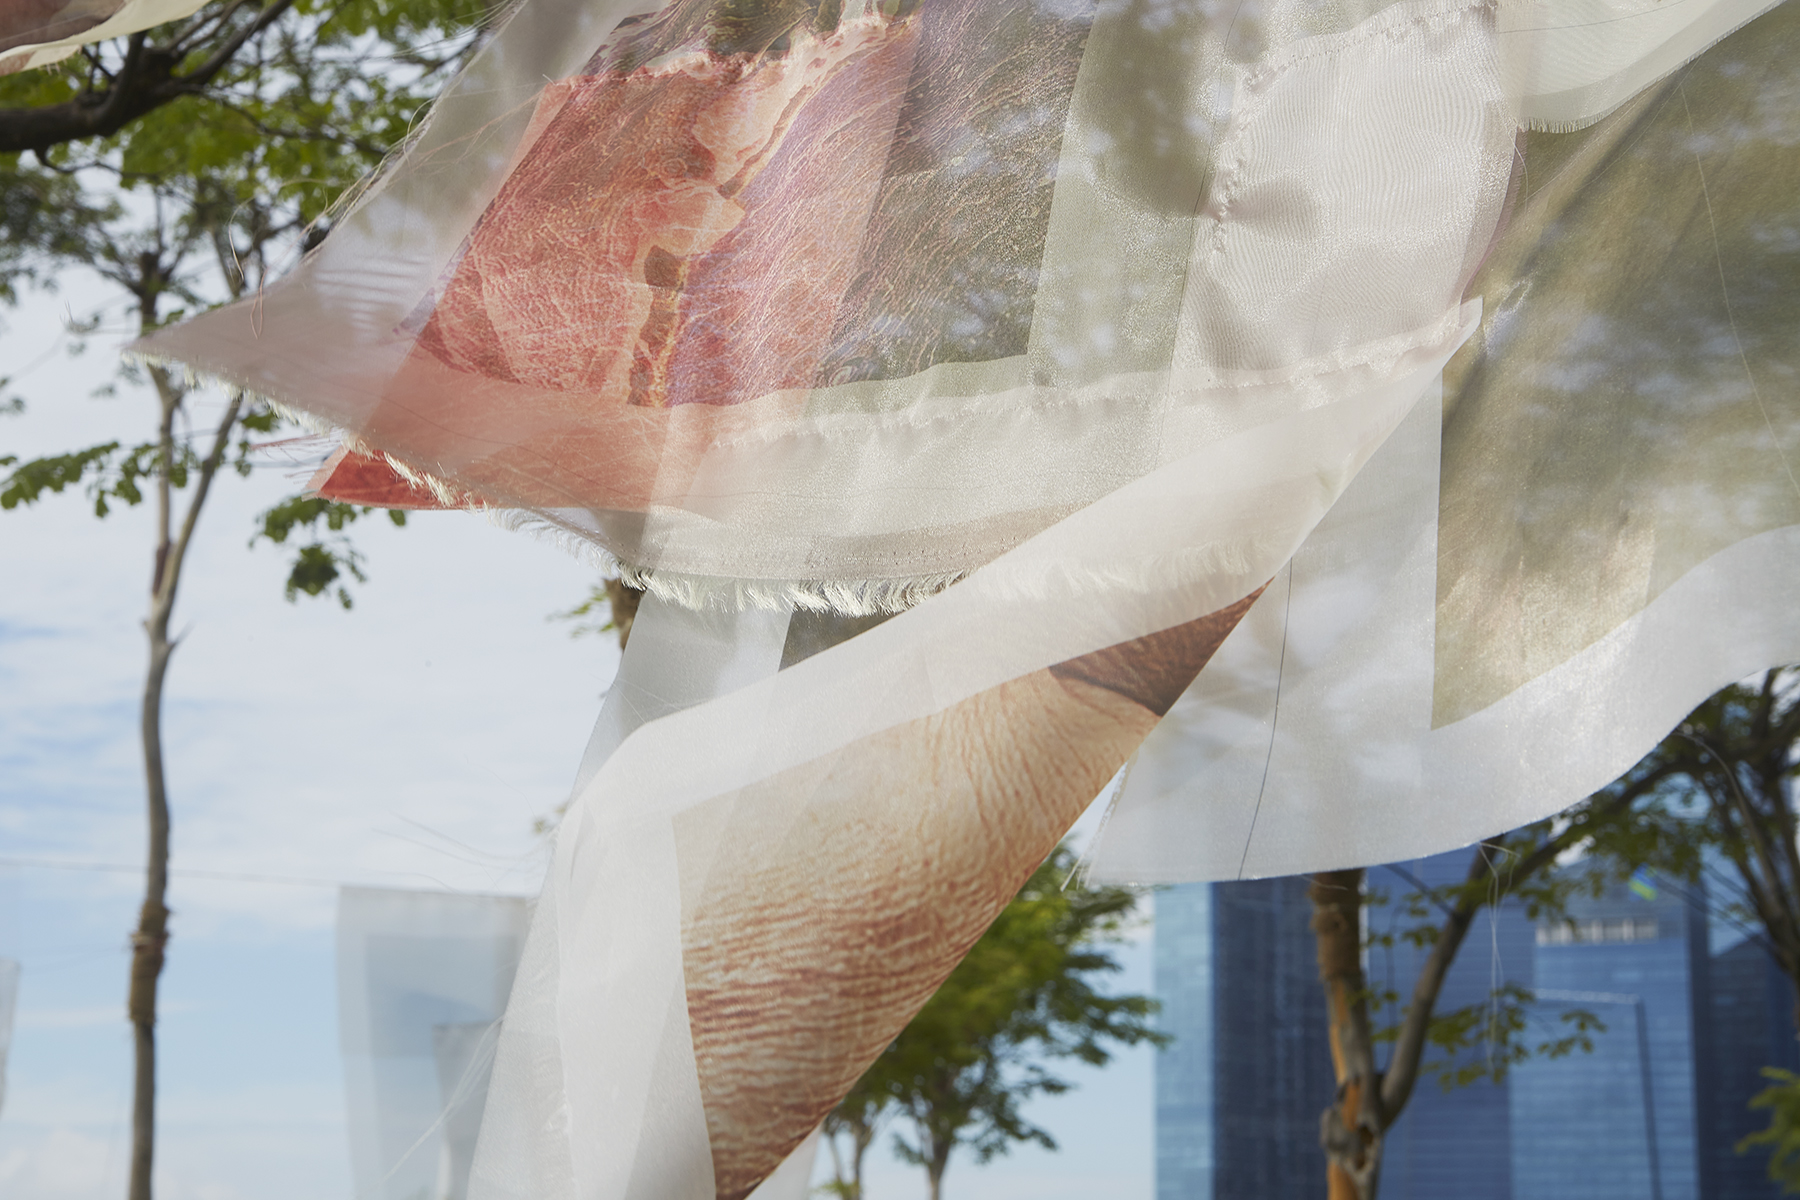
[0,957,17,1118]
[141,0,1512,596]
[131,0,1800,1194]
[1497,0,1783,129]
[1086,377,1448,882]
[1093,0,1800,882]
[473,594,792,1200]
[338,888,529,1200]
[469,322,1466,1200]
[568,595,793,802]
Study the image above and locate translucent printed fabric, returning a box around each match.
[336,887,529,1200]
[1086,0,1800,882]
[140,0,1800,1197]
[0,957,17,1117]
[0,0,209,74]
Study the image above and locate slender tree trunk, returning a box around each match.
[1311,869,1383,1200]
[849,1122,871,1200]
[1308,817,1620,1200]
[125,355,242,1200]
[128,630,174,1200]
[824,1115,874,1200]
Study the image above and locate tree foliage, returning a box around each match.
[1314,667,1800,1199]
[1742,1067,1800,1195]
[0,0,482,598]
[1,5,487,1195]
[824,845,1167,1200]
[0,0,486,158]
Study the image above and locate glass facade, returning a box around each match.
[1154,877,1333,1200]
[1710,932,1800,1198]
[1369,851,1534,1200]
[1155,850,1796,1199]
[1511,879,1712,1200]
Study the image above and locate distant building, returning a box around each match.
[1370,852,1533,1200]
[1154,850,1797,1200]
[1510,870,1713,1200]
[1710,925,1800,1197]
[1153,876,1334,1200]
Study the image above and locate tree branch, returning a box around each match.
[165,0,258,55]
[154,384,244,616]
[204,94,388,158]
[1376,759,1681,1118]
[0,0,297,156]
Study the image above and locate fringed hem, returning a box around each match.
[493,510,969,616]
[126,355,1283,620]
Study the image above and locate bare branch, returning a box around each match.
[0,0,297,156]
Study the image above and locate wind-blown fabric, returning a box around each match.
[0,957,17,1117]
[141,0,1800,1197]
[337,888,529,1200]
[0,0,208,74]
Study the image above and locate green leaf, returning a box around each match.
[1,442,120,510]
[1741,1067,1800,1194]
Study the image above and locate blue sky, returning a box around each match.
[0,274,1156,1199]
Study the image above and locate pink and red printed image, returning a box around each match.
[327,0,1091,511]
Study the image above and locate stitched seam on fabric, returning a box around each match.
[1206,0,1493,262]
[138,308,1466,475]
[701,311,1468,456]
[1236,557,1294,880]
[1498,0,1705,38]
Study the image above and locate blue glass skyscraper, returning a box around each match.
[1154,876,1333,1200]
[1510,873,1713,1200]
[1154,847,1796,1199]
[1368,850,1534,1200]
[1710,924,1800,1197]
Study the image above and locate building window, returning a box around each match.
[1535,918,1658,945]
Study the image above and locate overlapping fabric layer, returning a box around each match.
[337,888,528,1200]
[0,0,207,74]
[141,0,1800,1196]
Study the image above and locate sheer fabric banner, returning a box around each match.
[0,957,17,1118]
[145,1,1800,1196]
[337,887,529,1200]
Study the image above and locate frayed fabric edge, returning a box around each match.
[495,509,970,616]
[122,356,1295,619]
[497,506,1294,622]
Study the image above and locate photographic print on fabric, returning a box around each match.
[135,0,1800,1196]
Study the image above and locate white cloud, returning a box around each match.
[15,1005,125,1031]
[0,1127,122,1199]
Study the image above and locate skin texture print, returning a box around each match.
[674,591,1261,1198]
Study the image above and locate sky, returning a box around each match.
[0,272,1156,1199]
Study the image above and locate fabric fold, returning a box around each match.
[127,0,1800,1196]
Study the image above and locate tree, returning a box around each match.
[0,0,487,157]
[555,577,646,650]
[1307,666,1800,1199]
[1742,1067,1800,1195]
[1307,749,1700,1197]
[1637,670,1800,1015]
[819,1075,885,1200]
[1620,669,1800,1192]
[823,845,1168,1200]
[0,5,479,1194]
